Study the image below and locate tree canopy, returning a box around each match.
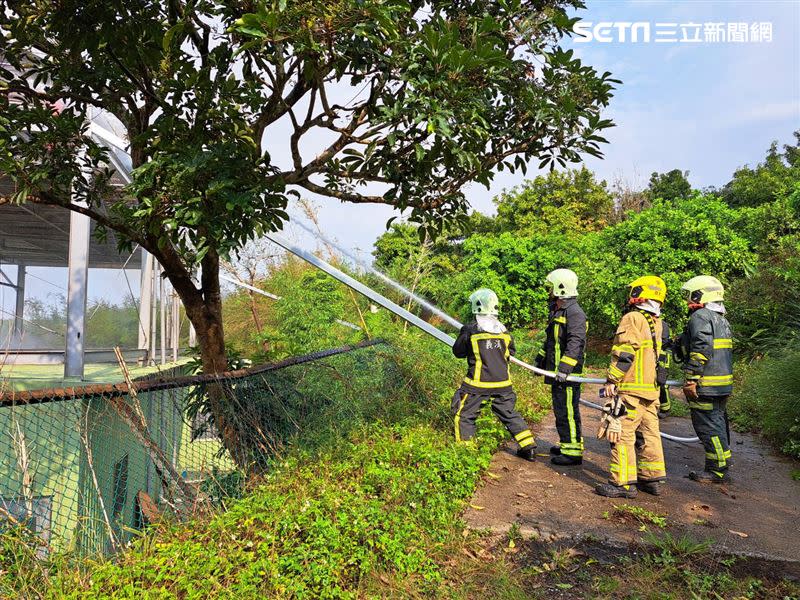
[647,169,692,202]
[494,166,614,233]
[0,0,618,461]
[0,0,618,346]
[722,132,800,208]
[373,134,799,342]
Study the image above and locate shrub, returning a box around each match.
[729,349,800,458]
[48,321,550,598]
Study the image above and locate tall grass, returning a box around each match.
[729,346,800,458]
[20,322,550,598]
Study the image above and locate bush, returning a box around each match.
[595,196,754,333]
[727,233,800,354]
[48,321,550,598]
[729,349,800,458]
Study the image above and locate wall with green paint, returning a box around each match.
[0,387,235,555]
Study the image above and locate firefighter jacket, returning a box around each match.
[607,308,664,401]
[660,320,672,371]
[453,320,515,394]
[535,298,587,384]
[677,307,733,397]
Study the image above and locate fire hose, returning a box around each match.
[267,229,700,444]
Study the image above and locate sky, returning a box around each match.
[304,0,800,258]
[2,0,799,319]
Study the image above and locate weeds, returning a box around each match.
[491,537,800,600]
[606,503,668,529]
[36,326,550,598]
[644,532,712,567]
[729,350,800,459]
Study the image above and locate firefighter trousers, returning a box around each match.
[552,383,584,457]
[690,395,731,474]
[609,394,666,486]
[451,387,535,449]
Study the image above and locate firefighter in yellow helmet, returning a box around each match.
[596,276,668,498]
[676,276,734,483]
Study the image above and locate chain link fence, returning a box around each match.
[0,339,391,557]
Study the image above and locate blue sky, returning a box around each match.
[3,0,799,315]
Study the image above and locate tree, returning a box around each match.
[0,0,617,461]
[722,132,800,208]
[647,169,692,202]
[494,166,614,233]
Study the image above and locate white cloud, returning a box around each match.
[739,101,800,123]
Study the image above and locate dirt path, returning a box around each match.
[464,391,800,575]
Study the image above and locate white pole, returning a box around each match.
[172,290,179,363]
[138,250,154,358]
[160,274,167,366]
[65,211,91,378]
[13,264,25,338]
[150,263,158,364]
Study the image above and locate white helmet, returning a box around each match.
[546,269,578,298]
[469,288,500,315]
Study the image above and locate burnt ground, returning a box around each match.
[464,390,800,579]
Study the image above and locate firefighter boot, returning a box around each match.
[689,470,731,484]
[636,481,662,496]
[595,482,638,498]
[549,445,561,455]
[551,454,582,466]
[516,446,536,462]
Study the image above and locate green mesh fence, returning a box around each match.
[0,340,394,557]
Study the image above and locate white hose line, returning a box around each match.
[269,231,700,444]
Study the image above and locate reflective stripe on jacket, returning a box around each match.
[537,298,587,384]
[453,321,515,393]
[607,309,664,401]
[679,307,733,397]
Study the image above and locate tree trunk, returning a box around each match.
[155,245,251,469]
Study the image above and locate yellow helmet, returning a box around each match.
[628,275,667,304]
[681,275,724,305]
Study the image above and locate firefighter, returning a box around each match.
[636,320,673,450]
[451,288,536,460]
[658,320,674,418]
[534,269,587,466]
[676,275,734,483]
[596,276,668,498]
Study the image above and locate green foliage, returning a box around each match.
[221,259,364,363]
[1,296,140,349]
[722,132,800,208]
[494,167,614,234]
[647,169,692,202]
[406,195,754,336]
[728,350,800,458]
[266,269,355,357]
[727,234,800,354]
[595,196,753,332]
[57,425,496,598]
[0,523,52,598]
[459,231,582,327]
[608,503,667,529]
[46,321,549,598]
[0,0,618,248]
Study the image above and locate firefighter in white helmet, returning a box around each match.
[676,275,734,484]
[451,288,536,460]
[535,269,587,466]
